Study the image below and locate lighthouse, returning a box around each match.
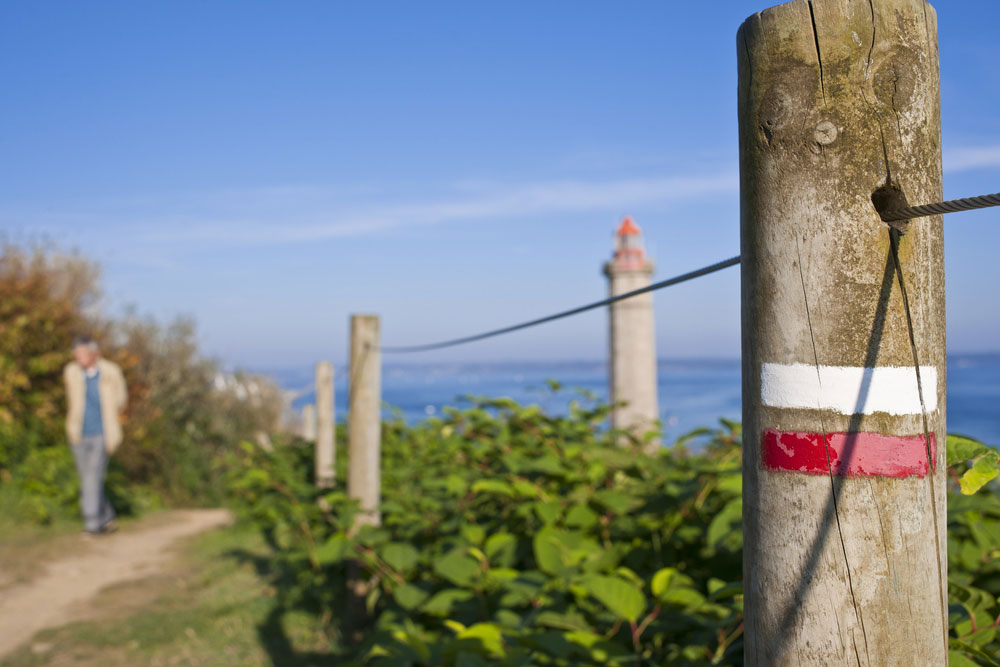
[603,217,660,452]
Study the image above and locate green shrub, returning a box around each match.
[230,394,1000,665]
[0,242,286,519]
[229,393,745,665]
[6,443,160,524]
[10,445,79,523]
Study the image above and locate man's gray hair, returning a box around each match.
[71,335,99,351]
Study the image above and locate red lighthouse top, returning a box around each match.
[612,216,647,270]
[616,216,641,237]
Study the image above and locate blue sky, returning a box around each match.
[2,1,998,368]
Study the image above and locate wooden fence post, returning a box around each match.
[315,361,335,488]
[348,315,381,528]
[739,0,946,663]
[301,403,317,442]
[603,217,660,453]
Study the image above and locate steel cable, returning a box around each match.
[382,255,741,353]
[880,192,1000,222]
[381,190,995,354]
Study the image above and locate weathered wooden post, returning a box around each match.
[603,217,660,453]
[348,315,381,527]
[301,403,317,441]
[739,0,946,663]
[315,362,335,488]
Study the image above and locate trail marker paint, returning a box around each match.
[760,363,936,478]
[761,429,935,478]
[761,363,936,415]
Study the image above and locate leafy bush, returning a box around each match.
[230,393,1000,666]
[9,445,80,523]
[229,392,745,665]
[111,312,284,506]
[0,243,98,473]
[6,440,162,524]
[946,435,1000,666]
[0,241,286,521]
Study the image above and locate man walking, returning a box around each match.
[63,336,127,535]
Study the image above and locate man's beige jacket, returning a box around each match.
[63,358,128,454]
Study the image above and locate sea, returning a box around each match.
[264,354,1000,447]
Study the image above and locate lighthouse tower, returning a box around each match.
[603,217,660,452]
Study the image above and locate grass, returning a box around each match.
[1,521,337,667]
[0,485,89,591]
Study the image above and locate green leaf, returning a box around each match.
[949,638,1000,667]
[675,427,713,448]
[614,566,643,588]
[948,434,992,467]
[659,586,706,609]
[564,504,599,529]
[651,568,677,597]
[422,588,475,616]
[381,542,421,575]
[445,474,468,495]
[461,523,486,546]
[511,478,541,498]
[534,610,594,633]
[718,418,742,438]
[314,534,349,565]
[393,583,428,610]
[533,528,564,576]
[715,473,742,495]
[456,623,506,659]
[708,581,743,601]
[532,527,601,576]
[582,575,646,622]
[471,479,515,497]
[484,532,517,567]
[948,650,984,667]
[434,549,481,587]
[524,455,566,476]
[960,451,1000,495]
[706,497,742,549]
[592,489,642,514]
[533,500,562,525]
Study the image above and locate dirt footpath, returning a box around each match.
[0,509,232,659]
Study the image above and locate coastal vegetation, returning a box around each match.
[0,242,284,521]
[4,241,1000,664]
[226,395,1000,666]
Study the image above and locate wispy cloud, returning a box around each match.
[138,173,739,245]
[945,145,1000,173]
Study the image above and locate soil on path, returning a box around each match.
[0,509,232,659]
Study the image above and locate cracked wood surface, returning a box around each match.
[738,0,947,664]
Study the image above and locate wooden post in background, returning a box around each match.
[348,315,381,528]
[314,361,335,489]
[603,217,660,453]
[301,403,317,441]
[739,0,946,664]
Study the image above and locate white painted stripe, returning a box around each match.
[761,363,937,415]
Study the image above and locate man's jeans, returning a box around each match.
[71,435,116,533]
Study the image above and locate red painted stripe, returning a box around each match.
[761,429,936,478]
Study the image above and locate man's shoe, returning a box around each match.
[101,521,119,534]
